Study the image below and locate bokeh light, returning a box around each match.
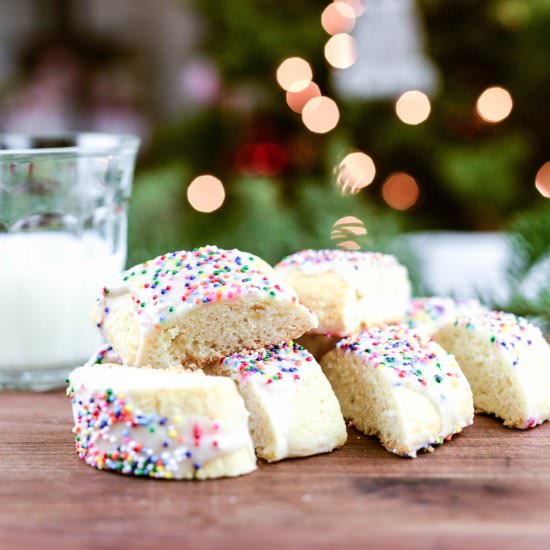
[382,172,420,211]
[476,86,513,123]
[338,240,361,250]
[336,152,376,193]
[324,34,358,69]
[322,2,356,35]
[336,0,365,17]
[495,0,531,31]
[302,96,340,133]
[276,57,313,91]
[395,90,431,125]
[332,216,367,235]
[187,175,225,213]
[331,216,367,250]
[286,80,321,113]
[535,162,550,198]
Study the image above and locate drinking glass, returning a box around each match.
[0,133,140,390]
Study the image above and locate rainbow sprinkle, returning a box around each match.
[336,324,472,455]
[405,297,487,334]
[222,341,314,386]
[337,324,464,390]
[87,345,121,366]
[67,378,234,479]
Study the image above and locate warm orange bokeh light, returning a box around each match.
[286,81,322,113]
[395,90,431,125]
[187,175,225,213]
[322,2,356,35]
[302,96,340,133]
[276,57,313,91]
[333,215,367,233]
[331,216,367,250]
[336,0,365,17]
[338,240,361,250]
[337,152,376,193]
[324,33,358,69]
[476,86,513,123]
[382,173,420,211]
[535,162,550,198]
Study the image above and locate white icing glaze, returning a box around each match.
[95,246,316,366]
[337,325,472,456]
[275,248,407,283]
[222,342,315,459]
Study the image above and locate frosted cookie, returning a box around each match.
[95,246,318,369]
[275,249,411,335]
[212,341,347,462]
[405,296,487,337]
[321,325,474,457]
[66,364,256,479]
[434,311,550,429]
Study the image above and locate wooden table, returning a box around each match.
[2,392,550,549]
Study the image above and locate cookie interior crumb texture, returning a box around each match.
[96,246,318,369]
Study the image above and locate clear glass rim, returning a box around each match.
[0,132,140,160]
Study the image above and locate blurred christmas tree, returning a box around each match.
[128,0,550,311]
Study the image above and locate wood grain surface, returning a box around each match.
[1,391,550,549]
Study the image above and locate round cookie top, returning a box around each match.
[98,245,309,332]
[275,249,401,276]
[454,310,542,367]
[222,341,314,386]
[336,324,464,391]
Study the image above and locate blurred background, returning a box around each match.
[1,0,549,323]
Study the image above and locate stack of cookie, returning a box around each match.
[67,245,347,480]
[68,245,550,474]
[274,249,550,458]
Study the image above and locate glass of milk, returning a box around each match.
[0,133,140,390]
